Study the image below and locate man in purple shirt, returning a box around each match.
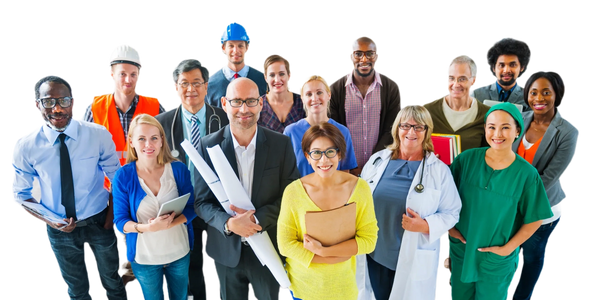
[330,37,401,176]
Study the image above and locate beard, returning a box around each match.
[497,74,516,87]
[43,112,72,132]
[355,63,374,77]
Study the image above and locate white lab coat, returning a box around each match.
[357,149,461,300]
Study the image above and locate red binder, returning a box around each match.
[432,135,454,165]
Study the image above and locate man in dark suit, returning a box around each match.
[194,78,299,300]
[156,59,228,300]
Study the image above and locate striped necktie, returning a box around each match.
[190,114,201,150]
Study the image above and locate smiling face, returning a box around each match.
[306,136,340,178]
[448,62,475,101]
[222,40,248,66]
[176,68,207,114]
[398,118,426,153]
[222,78,262,131]
[527,77,556,116]
[129,123,163,162]
[494,54,523,88]
[485,110,519,151]
[352,41,377,78]
[301,80,330,116]
[37,81,73,131]
[265,61,289,94]
[111,63,139,96]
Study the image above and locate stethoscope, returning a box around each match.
[170,105,222,157]
[370,153,427,193]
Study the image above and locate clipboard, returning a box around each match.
[305,202,356,247]
[156,193,190,218]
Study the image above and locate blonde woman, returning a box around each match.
[113,114,196,300]
[360,106,461,300]
[284,75,357,176]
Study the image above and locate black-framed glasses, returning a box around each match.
[353,51,376,60]
[308,148,339,160]
[399,123,427,132]
[226,98,260,108]
[36,97,73,109]
[178,81,206,89]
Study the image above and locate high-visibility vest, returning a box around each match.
[91,94,160,166]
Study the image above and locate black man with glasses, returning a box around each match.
[13,76,126,299]
[330,37,401,177]
[194,78,299,300]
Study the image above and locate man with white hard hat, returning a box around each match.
[205,23,268,108]
[84,44,165,285]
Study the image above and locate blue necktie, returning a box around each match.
[58,133,76,220]
[190,115,200,150]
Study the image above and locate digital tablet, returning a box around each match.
[156,193,191,218]
[483,100,523,112]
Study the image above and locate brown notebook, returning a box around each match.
[305,202,356,247]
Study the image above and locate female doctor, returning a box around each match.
[359,105,461,300]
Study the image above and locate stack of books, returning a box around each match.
[431,133,461,165]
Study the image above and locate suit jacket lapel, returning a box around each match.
[489,83,500,101]
[251,127,267,203]
[173,105,186,163]
[513,112,533,152]
[507,85,523,105]
[532,111,561,167]
[221,125,239,178]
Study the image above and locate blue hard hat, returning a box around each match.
[221,23,250,44]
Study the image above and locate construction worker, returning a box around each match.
[83,44,165,285]
[205,22,267,108]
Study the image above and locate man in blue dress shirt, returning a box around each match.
[13,76,126,300]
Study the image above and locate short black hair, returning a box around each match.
[173,59,209,83]
[35,76,72,99]
[523,71,565,109]
[487,38,531,77]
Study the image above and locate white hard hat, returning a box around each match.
[110,45,141,68]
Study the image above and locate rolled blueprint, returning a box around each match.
[180,140,233,215]
[181,140,291,288]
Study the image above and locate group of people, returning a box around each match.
[12,21,578,300]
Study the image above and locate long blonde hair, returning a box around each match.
[387,105,434,160]
[126,114,177,165]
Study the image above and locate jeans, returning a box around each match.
[46,211,126,300]
[131,252,190,300]
[513,218,560,300]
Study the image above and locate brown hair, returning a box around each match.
[263,54,290,75]
[387,105,435,160]
[301,122,346,161]
[126,114,177,165]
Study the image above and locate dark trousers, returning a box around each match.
[513,217,563,300]
[367,255,396,300]
[214,244,279,300]
[188,217,208,300]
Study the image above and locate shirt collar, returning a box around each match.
[345,70,382,88]
[181,104,207,126]
[43,119,79,144]
[230,125,258,151]
[496,82,516,94]
[223,65,250,81]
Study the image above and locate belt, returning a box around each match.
[76,207,108,228]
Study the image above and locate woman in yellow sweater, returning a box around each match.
[278,122,378,300]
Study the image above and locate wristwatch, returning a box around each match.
[224,220,232,236]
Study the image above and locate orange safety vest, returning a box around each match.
[92,94,160,188]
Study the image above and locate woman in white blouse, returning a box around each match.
[113,114,196,300]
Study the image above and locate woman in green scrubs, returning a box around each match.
[448,103,553,300]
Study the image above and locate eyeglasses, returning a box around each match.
[448,76,471,83]
[178,81,206,89]
[308,148,339,160]
[399,123,427,132]
[226,98,260,108]
[36,97,73,109]
[353,51,376,60]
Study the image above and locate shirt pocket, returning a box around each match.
[76,156,100,187]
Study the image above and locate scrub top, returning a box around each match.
[449,147,552,283]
